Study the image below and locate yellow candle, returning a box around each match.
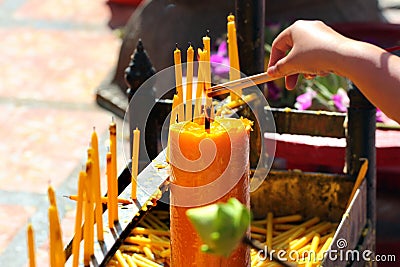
[202,35,213,121]
[47,185,64,267]
[106,151,114,228]
[202,34,211,90]
[306,234,320,267]
[91,129,104,241]
[273,214,302,224]
[193,49,205,121]
[72,170,86,267]
[227,14,241,101]
[131,128,140,199]
[109,120,119,221]
[317,236,333,259]
[48,204,64,267]
[27,223,36,267]
[167,94,179,163]
[48,205,56,267]
[266,212,273,250]
[170,94,179,126]
[186,44,194,122]
[84,160,94,265]
[174,46,184,122]
[48,185,56,207]
[169,117,252,266]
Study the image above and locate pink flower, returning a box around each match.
[332,88,349,112]
[210,41,229,75]
[295,88,316,110]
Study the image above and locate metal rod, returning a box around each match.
[345,83,376,254]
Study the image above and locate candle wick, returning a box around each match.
[188,41,191,47]
[111,116,115,123]
[175,43,178,49]
[93,126,96,132]
[206,29,210,37]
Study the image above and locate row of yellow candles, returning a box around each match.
[171,14,241,124]
[26,120,141,267]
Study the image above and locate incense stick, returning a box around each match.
[207,72,279,97]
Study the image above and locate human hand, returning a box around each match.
[266,20,349,89]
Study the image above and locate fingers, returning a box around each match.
[267,26,293,69]
[285,74,299,90]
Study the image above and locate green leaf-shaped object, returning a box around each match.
[186,198,251,257]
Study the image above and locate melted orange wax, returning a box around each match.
[169,117,252,267]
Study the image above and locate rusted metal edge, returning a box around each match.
[265,107,346,138]
[322,179,368,267]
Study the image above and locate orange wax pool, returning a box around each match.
[169,117,251,267]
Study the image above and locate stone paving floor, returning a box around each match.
[0,0,399,267]
[0,0,127,266]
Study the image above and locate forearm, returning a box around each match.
[334,39,400,122]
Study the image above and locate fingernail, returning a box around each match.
[266,66,276,76]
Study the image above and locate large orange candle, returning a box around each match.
[169,117,251,267]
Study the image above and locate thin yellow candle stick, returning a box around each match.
[202,33,213,121]
[106,151,114,227]
[317,236,333,259]
[131,128,140,199]
[203,32,211,90]
[109,119,119,221]
[227,14,241,101]
[91,128,104,241]
[84,160,94,265]
[306,234,320,267]
[48,206,61,267]
[266,212,273,250]
[47,185,65,267]
[48,186,56,267]
[48,184,57,207]
[167,95,179,163]
[194,49,205,121]
[186,44,194,121]
[72,170,86,267]
[174,45,184,122]
[27,223,36,267]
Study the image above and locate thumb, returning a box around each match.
[266,55,292,78]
